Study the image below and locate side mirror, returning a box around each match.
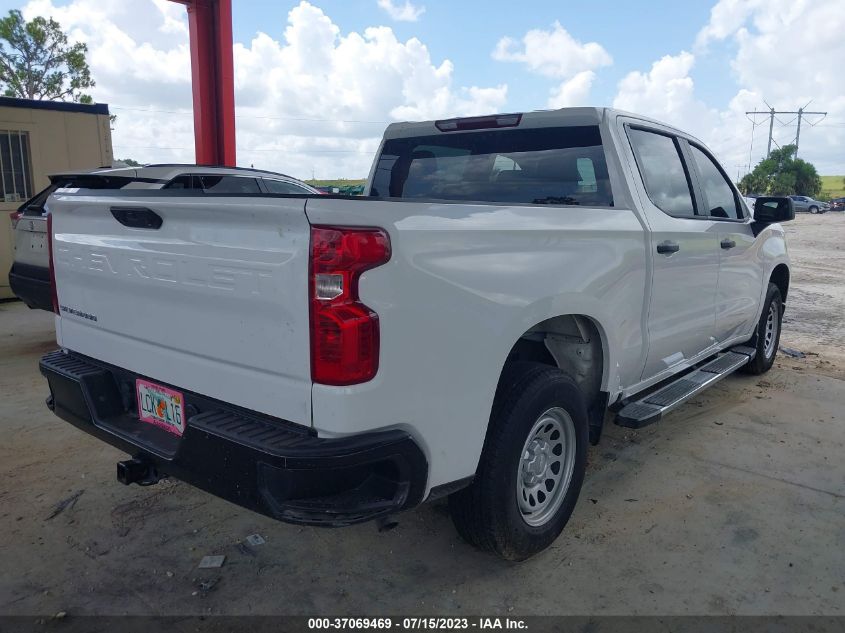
[753,196,794,224]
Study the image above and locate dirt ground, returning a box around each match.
[0,213,843,617]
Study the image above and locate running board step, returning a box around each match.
[615,346,756,429]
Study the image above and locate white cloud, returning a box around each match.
[612,52,715,128]
[547,71,595,109]
[23,0,191,101]
[688,0,844,175]
[20,0,505,179]
[492,22,612,79]
[694,0,763,50]
[376,0,425,22]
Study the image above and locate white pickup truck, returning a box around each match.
[40,107,794,560]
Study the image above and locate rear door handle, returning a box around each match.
[720,238,736,249]
[656,241,680,254]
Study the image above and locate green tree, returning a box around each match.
[0,10,94,102]
[738,144,821,197]
[117,158,141,167]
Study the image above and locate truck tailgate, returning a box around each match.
[49,192,313,425]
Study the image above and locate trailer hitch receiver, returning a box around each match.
[117,457,161,486]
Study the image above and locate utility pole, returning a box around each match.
[796,108,802,157]
[746,103,827,160]
[767,106,775,157]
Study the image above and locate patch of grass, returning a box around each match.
[305,179,367,188]
[820,175,845,200]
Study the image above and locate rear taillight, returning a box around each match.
[47,213,59,314]
[9,210,21,230]
[309,226,390,385]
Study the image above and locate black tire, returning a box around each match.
[448,362,588,561]
[742,283,783,375]
[809,206,818,214]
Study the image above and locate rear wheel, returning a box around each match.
[742,283,783,375]
[448,362,588,561]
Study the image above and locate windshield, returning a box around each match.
[370,125,613,206]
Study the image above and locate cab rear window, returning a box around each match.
[370,125,613,206]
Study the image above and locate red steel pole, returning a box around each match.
[169,0,236,166]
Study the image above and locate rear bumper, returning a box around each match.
[39,350,427,526]
[8,263,52,311]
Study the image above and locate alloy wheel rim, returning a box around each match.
[516,407,577,527]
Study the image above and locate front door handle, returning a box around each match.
[656,241,680,254]
[720,238,736,249]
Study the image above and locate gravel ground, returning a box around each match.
[0,213,842,617]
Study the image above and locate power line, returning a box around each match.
[110,105,389,125]
[745,102,827,160]
[745,108,761,175]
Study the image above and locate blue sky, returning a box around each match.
[8,0,845,179]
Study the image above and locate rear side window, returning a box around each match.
[163,174,194,189]
[689,145,741,219]
[370,126,613,206]
[163,174,262,193]
[627,128,695,217]
[199,175,261,194]
[263,179,313,194]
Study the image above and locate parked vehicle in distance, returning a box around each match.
[8,165,319,311]
[828,197,845,212]
[789,195,828,213]
[40,108,794,560]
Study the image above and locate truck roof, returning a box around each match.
[382,107,701,145]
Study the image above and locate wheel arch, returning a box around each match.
[497,313,611,444]
[770,263,790,303]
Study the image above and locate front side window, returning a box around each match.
[0,130,33,203]
[690,145,741,219]
[370,125,613,206]
[627,128,695,217]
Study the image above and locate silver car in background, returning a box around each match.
[8,165,321,311]
[789,195,829,214]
